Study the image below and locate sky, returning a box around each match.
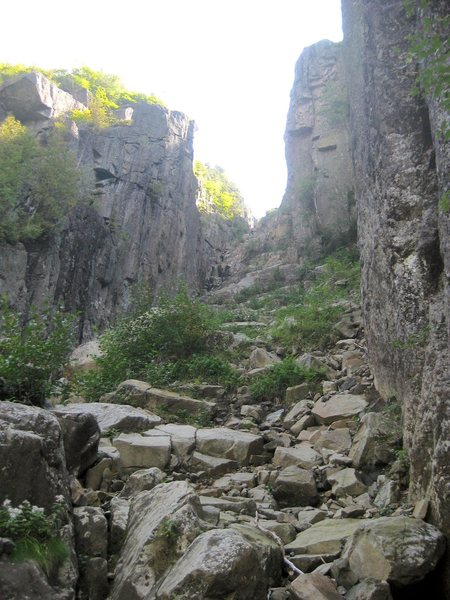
[1,0,342,218]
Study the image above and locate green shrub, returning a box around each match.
[194,161,248,222]
[250,358,325,401]
[0,498,69,576]
[0,300,76,405]
[0,116,93,242]
[77,288,219,400]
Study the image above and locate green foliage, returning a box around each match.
[249,358,325,401]
[270,248,360,351]
[391,326,430,350]
[404,1,450,139]
[77,288,220,400]
[194,161,248,221]
[296,176,317,207]
[0,299,76,405]
[439,190,450,213]
[0,116,93,242]
[0,498,68,575]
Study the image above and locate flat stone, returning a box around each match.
[196,427,264,466]
[312,394,367,425]
[273,445,322,470]
[53,402,161,435]
[314,429,352,454]
[190,451,238,476]
[113,433,170,469]
[285,384,317,404]
[155,424,196,460]
[283,400,313,429]
[199,495,256,516]
[285,519,368,555]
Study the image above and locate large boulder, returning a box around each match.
[343,516,446,587]
[0,71,86,122]
[285,519,369,556]
[273,445,322,470]
[155,528,278,599]
[350,412,400,468]
[53,402,161,435]
[196,427,264,466]
[312,394,367,424]
[52,408,100,476]
[0,562,67,600]
[112,432,171,469]
[110,481,206,600]
[289,572,344,600]
[272,465,319,507]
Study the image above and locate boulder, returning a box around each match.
[196,427,264,465]
[108,380,215,417]
[289,572,344,600]
[0,402,70,510]
[285,383,318,404]
[334,309,362,338]
[113,432,171,469]
[155,424,196,460]
[52,408,100,476]
[346,579,393,600]
[273,445,322,470]
[312,394,367,425]
[120,467,166,498]
[68,340,102,374]
[190,451,238,476]
[110,481,206,600]
[314,429,352,454]
[199,495,257,516]
[327,468,367,497]
[53,402,161,435]
[0,71,86,122]
[285,519,369,556]
[0,561,67,600]
[155,528,275,599]
[350,412,399,468]
[344,516,446,587]
[249,347,281,369]
[282,399,313,429]
[272,465,319,507]
[109,497,130,555]
[73,506,108,559]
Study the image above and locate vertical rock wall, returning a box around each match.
[342,0,449,577]
[0,75,208,340]
[278,39,355,258]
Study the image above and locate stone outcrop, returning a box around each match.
[0,74,210,340]
[342,0,450,566]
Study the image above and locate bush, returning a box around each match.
[77,288,219,400]
[250,358,325,401]
[0,116,93,242]
[0,300,76,405]
[0,498,68,576]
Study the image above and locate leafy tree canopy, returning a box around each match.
[194,161,248,221]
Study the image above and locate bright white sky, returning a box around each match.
[1,0,342,218]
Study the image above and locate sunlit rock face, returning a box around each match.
[277,39,355,259]
[342,0,449,588]
[0,75,208,340]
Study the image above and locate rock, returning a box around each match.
[412,499,429,520]
[112,432,170,469]
[85,458,112,490]
[53,402,161,435]
[155,424,196,461]
[289,572,344,600]
[190,451,238,476]
[291,413,316,435]
[295,508,328,526]
[341,350,364,373]
[373,477,400,508]
[262,409,285,427]
[110,481,206,600]
[240,404,264,420]
[109,497,130,555]
[199,495,257,516]
[0,71,86,122]
[272,465,319,507]
[73,506,108,559]
[120,467,166,498]
[350,412,399,468]
[312,394,368,425]
[285,519,368,556]
[249,347,281,369]
[0,561,67,600]
[344,516,446,587]
[80,557,109,600]
[282,399,313,429]
[52,408,100,476]
[328,468,367,497]
[155,528,276,599]
[0,402,70,510]
[196,427,264,465]
[314,429,352,454]
[68,340,102,374]
[346,579,393,600]
[110,380,215,417]
[285,383,318,403]
[273,445,323,470]
[258,520,297,544]
[334,310,362,339]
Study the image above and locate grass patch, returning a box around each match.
[249,358,325,401]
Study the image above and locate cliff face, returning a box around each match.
[0,74,208,340]
[278,39,355,258]
[342,0,449,562]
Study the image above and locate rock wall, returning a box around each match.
[0,74,209,340]
[277,39,355,258]
[342,0,449,583]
